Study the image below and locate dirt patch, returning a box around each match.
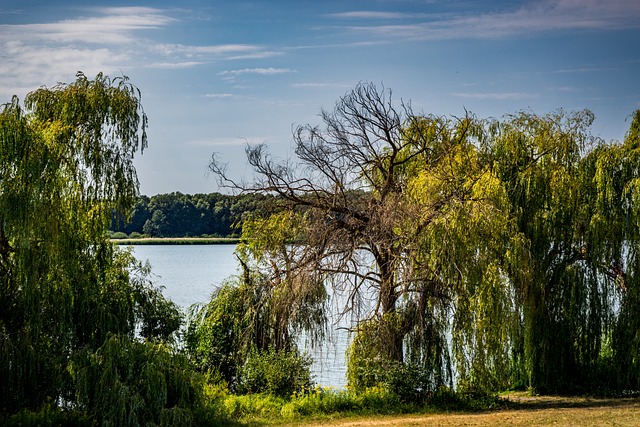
[285,395,640,427]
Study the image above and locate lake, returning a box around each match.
[131,244,350,388]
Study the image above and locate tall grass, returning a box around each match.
[208,385,505,424]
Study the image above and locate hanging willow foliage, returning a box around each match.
[185,209,327,393]
[488,109,640,393]
[0,73,199,425]
[211,82,640,397]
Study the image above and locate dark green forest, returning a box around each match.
[3,74,640,426]
[110,192,272,238]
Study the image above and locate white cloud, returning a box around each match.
[328,11,420,19]
[553,67,616,73]
[0,41,128,99]
[218,67,296,76]
[226,51,283,60]
[292,82,351,88]
[203,93,235,98]
[0,7,174,98]
[338,0,640,40]
[188,137,265,146]
[156,43,261,56]
[451,92,536,100]
[94,7,168,16]
[0,10,174,45]
[152,43,282,64]
[147,61,207,69]
[0,8,282,99]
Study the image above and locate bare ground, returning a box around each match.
[283,394,640,427]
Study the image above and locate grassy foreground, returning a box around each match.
[282,394,640,427]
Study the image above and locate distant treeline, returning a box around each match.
[111,192,273,237]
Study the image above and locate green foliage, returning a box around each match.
[0,72,150,414]
[0,404,95,427]
[186,207,326,395]
[286,386,404,418]
[217,384,504,423]
[185,253,324,394]
[71,334,201,427]
[218,80,640,397]
[486,108,640,393]
[0,73,220,426]
[185,282,249,386]
[112,191,273,237]
[238,348,313,397]
[347,315,433,403]
[222,393,287,421]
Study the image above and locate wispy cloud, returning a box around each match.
[156,43,261,56]
[0,8,174,45]
[553,66,617,73]
[328,11,422,20]
[189,137,266,146]
[218,67,296,76]
[0,7,175,98]
[203,93,235,98]
[148,61,208,69]
[292,82,351,89]
[226,51,283,60]
[451,92,536,100]
[0,6,287,99]
[152,44,281,63]
[0,41,128,99]
[335,0,640,40]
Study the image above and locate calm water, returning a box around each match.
[131,244,349,388]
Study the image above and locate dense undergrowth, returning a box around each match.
[0,385,506,426]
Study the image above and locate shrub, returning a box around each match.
[347,316,432,404]
[70,334,205,427]
[238,348,313,397]
[0,405,95,427]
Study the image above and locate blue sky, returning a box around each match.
[1,0,639,195]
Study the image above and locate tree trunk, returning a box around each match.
[378,252,404,363]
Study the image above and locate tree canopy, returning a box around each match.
[211,82,640,395]
[110,191,272,238]
[0,73,202,425]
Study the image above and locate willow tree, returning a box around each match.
[185,209,326,393]
[400,116,526,392]
[488,109,640,393]
[0,73,192,424]
[211,83,520,394]
[594,110,640,391]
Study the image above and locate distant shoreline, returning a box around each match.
[111,237,240,245]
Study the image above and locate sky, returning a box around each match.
[1,0,639,196]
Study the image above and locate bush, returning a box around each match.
[70,334,206,427]
[428,386,505,411]
[0,405,95,427]
[110,231,128,239]
[347,316,432,403]
[238,348,313,397]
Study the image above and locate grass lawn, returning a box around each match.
[281,394,640,427]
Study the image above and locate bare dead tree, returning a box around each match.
[210,82,472,363]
